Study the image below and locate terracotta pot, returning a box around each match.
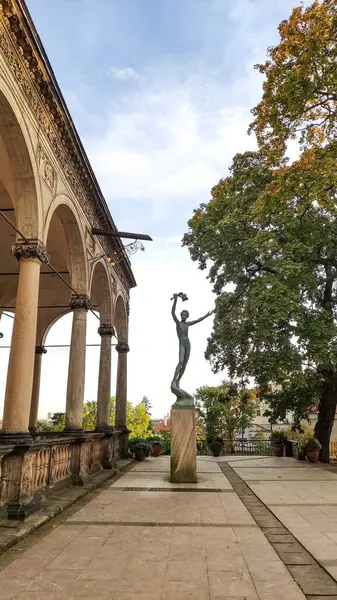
[306,448,319,463]
[298,449,306,461]
[272,444,284,457]
[210,443,222,457]
[152,443,162,457]
[135,451,146,462]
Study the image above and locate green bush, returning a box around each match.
[129,439,152,457]
[270,430,287,445]
[306,437,321,451]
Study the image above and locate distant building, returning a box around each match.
[152,413,171,433]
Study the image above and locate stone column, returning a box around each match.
[115,341,129,457]
[2,241,49,436]
[96,325,115,431]
[29,345,47,433]
[115,341,129,429]
[64,295,90,431]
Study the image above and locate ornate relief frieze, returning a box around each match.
[85,227,96,257]
[36,143,56,193]
[0,0,133,291]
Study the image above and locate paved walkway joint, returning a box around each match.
[219,461,337,598]
[0,455,336,599]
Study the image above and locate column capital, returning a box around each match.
[69,294,91,311]
[116,341,130,354]
[98,325,115,337]
[35,345,47,355]
[12,240,49,264]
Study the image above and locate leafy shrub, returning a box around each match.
[270,430,287,445]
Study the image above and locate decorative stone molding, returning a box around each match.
[86,228,96,256]
[36,143,56,193]
[116,341,130,354]
[0,1,134,291]
[110,275,117,295]
[12,240,49,263]
[69,295,91,311]
[35,345,47,355]
[98,326,115,337]
[126,300,130,317]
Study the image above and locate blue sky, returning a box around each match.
[27,0,300,235]
[0,0,309,419]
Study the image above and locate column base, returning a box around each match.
[170,407,197,483]
[63,428,84,436]
[29,427,39,437]
[7,499,40,521]
[95,425,114,433]
[117,427,131,458]
[0,431,33,446]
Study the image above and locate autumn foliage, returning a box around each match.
[184,0,337,462]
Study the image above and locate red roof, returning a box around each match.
[153,420,171,433]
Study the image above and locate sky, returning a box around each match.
[0,0,309,420]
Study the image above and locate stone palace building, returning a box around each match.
[0,0,136,518]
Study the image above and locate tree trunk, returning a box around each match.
[314,370,337,463]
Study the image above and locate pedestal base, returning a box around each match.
[170,407,197,483]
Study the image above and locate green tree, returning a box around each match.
[128,402,152,439]
[247,1,337,460]
[250,0,337,164]
[50,412,65,429]
[82,401,97,430]
[196,382,256,451]
[141,396,154,434]
[141,396,152,414]
[184,148,337,462]
[44,397,151,438]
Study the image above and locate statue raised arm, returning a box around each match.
[188,310,214,326]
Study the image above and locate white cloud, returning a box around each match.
[108,66,140,81]
[0,0,310,424]
[85,70,261,226]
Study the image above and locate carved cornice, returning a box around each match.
[0,0,136,291]
[69,294,91,311]
[12,240,49,263]
[116,342,130,354]
[98,325,115,337]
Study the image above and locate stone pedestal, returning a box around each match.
[170,408,197,483]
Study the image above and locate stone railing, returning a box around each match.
[0,428,126,519]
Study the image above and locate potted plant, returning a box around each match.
[132,440,151,461]
[305,437,321,463]
[149,436,163,457]
[270,430,287,457]
[209,437,223,457]
[297,436,307,461]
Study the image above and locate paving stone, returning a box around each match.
[307,596,337,600]
[2,456,337,598]
[278,552,316,565]
[273,542,305,553]
[288,564,337,595]
[266,533,296,544]
[260,526,288,534]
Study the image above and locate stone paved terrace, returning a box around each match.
[1,456,337,599]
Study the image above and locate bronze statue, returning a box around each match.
[171,293,213,407]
